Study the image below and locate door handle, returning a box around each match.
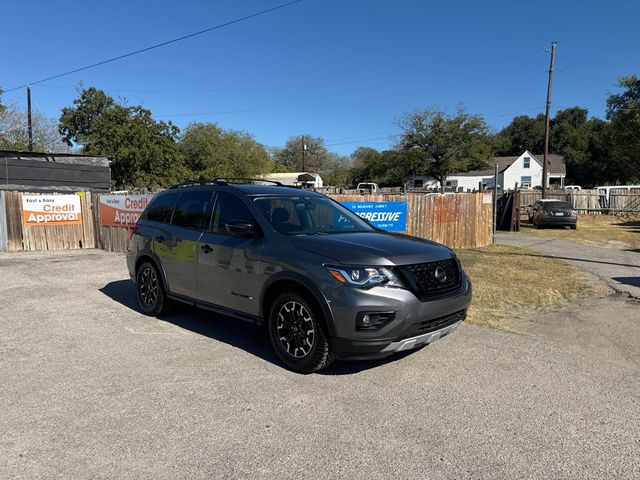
[201,244,213,254]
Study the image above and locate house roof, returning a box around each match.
[260,172,321,183]
[451,153,565,177]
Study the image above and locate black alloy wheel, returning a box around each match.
[136,262,171,316]
[268,292,334,373]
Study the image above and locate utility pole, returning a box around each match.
[301,134,306,171]
[27,85,34,152]
[492,162,498,243]
[542,41,557,199]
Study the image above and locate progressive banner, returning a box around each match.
[99,194,154,227]
[341,201,407,231]
[22,194,82,226]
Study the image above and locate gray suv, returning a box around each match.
[127,179,472,373]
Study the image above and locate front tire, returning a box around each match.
[136,261,172,316]
[268,292,334,373]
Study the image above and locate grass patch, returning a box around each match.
[456,244,591,330]
[521,215,640,250]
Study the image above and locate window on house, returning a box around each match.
[446,180,458,188]
[523,156,531,168]
[521,176,532,188]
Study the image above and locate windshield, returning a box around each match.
[543,201,572,210]
[253,195,375,235]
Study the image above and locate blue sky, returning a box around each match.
[2,0,638,155]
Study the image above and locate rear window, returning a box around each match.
[144,193,179,223]
[543,202,572,210]
[171,191,214,230]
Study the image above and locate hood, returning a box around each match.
[289,232,455,266]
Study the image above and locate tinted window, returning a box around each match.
[212,192,256,234]
[171,190,214,230]
[543,202,572,210]
[253,195,373,235]
[144,193,179,223]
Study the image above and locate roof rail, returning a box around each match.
[169,177,284,189]
[211,177,284,186]
[168,179,227,189]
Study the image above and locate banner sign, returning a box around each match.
[22,194,82,226]
[341,201,407,231]
[99,194,154,227]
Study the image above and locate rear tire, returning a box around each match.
[268,292,334,373]
[136,261,172,316]
[570,225,577,230]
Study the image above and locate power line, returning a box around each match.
[3,0,306,93]
[27,73,424,94]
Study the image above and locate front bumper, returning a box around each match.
[380,320,462,353]
[326,275,472,360]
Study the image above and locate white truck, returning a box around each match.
[356,182,378,194]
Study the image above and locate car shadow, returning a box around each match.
[612,276,640,288]
[99,279,419,375]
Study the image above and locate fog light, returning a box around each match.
[356,311,395,330]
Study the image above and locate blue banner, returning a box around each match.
[341,201,407,231]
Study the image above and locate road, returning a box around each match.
[1,250,639,479]
[497,232,640,299]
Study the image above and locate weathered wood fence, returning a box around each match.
[330,193,492,248]
[0,191,96,252]
[1,191,493,252]
[519,189,640,213]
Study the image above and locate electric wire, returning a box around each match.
[3,0,307,93]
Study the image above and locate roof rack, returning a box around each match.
[168,177,284,189]
[212,177,284,186]
[168,179,227,189]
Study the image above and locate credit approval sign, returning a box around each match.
[341,201,407,231]
[99,194,154,227]
[22,194,82,226]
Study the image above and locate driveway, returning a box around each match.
[497,232,640,299]
[1,250,639,479]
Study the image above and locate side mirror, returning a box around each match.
[225,220,259,238]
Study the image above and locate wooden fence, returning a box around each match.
[330,193,492,248]
[0,190,96,252]
[1,191,493,252]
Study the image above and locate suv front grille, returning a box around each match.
[397,258,461,301]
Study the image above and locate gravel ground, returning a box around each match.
[497,232,640,299]
[1,250,639,480]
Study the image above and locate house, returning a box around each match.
[0,150,111,192]
[408,151,566,191]
[259,172,323,188]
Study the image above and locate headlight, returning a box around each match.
[325,265,404,288]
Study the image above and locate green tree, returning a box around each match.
[494,114,545,155]
[59,87,187,189]
[180,123,272,179]
[349,147,417,187]
[606,75,640,183]
[272,135,332,173]
[397,107,493,192]
[550,107,590,184]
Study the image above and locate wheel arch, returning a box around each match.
[135,252,169,292]
[261,273,335,337]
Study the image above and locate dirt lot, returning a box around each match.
[520,214,640,250]
[1,250,639,479]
